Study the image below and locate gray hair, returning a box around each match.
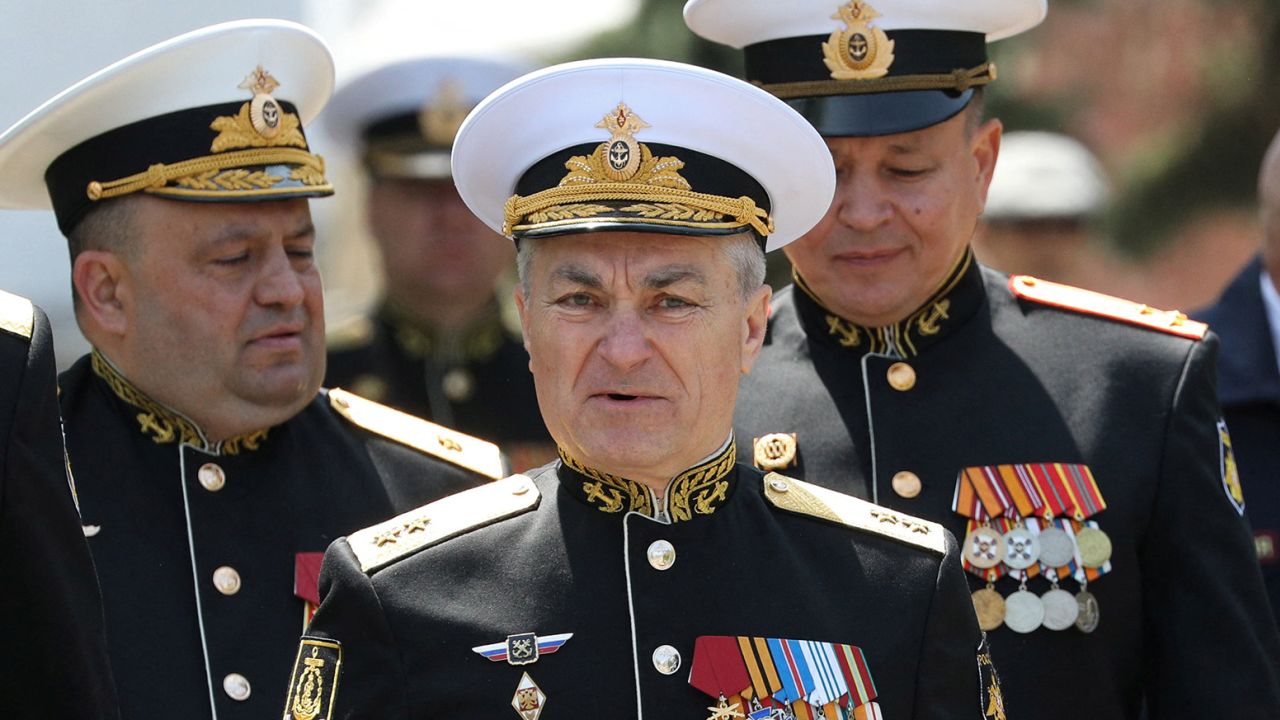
[516,231,766,300]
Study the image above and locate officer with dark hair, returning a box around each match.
[0,21,501,720]
[687,0,1280,718]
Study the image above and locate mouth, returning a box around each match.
[248,324,305,349]
[833,246,906,266]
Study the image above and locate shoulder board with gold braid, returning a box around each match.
[1009,275,1207,340]
[0,290,34,340]
[328,387,505,479]
[349,474,539,573]
[763,473,946,554]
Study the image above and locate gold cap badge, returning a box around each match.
[239,65,285,138]
[595,103,651,181]
[823,1,896,80]
[419,78,471,147]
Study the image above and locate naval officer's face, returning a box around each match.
[784,110,1001,327]
[516,232,769,485]
[118,197,325,438]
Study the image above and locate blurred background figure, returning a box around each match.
[973,130,1110,286]
[321,55,555,472]
[1195,126,1280,624]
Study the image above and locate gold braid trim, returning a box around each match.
[667,438,736,522]
[795,248,973,358]
[505,184,772,238]
[90,349,268,455]
[559,447,652,516]
[86,148,327,202]
[759,62,997,100]
[559,438,738,522]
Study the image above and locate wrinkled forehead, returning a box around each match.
[532,233,731,287]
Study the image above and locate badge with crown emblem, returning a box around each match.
[822,1,896,80]
[239,65,285,138]
[596,103,650,181]
[419,78,471,147]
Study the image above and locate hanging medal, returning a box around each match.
[954,468,1010,573]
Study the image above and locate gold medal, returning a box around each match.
[971,586,1006,631]
[1075,590,1101,633]
[1003,589,1044,634]
[1075,526,1113,568]
[964,526,1005,569]
[1040,587,1080,631]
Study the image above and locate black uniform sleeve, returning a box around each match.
[1142,334,1280,716]
[0,305,119,719]
[914,529,991,720]
[286,539,409,720]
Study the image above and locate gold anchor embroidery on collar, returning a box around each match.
[91,349,269,455]
[560,438,737,521]
[823,1,896,80]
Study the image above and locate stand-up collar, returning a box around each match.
[793,248,984,358]
[90,348,269,455]
[558,437,738,523]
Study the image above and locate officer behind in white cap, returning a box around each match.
[974,130,1111,284]
[687,2,1280,718]
[0,20,502,719]
[322,56,555,472]
[286,57,996,719]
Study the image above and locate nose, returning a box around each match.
[254,245,307,309]
[833,173,893,232]
[595,307,652,371]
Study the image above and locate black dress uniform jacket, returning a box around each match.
[326,302,554,472]
[60,350,500,720]
[1195,256,1280,623]
[735,253,1280,719]
[0,295,117,719]
[292,446,993,720]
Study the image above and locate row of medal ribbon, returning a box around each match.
[688,635,882,720]
[952,463,1112,634]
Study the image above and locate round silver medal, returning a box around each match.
[1004,590,1044,634]
[964,526,1005,569]
[1036,526,1076,568]
[1075,590,1101,633]
[1002,527,1040,570]
[1041,588,1080,630]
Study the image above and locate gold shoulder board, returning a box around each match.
[328,387,505,479]
[763,472,946,554]
[349,474,539,573]
[0,290,34,340]
[1009,275,1207,340]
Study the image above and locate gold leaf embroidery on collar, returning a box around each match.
[559,438,737,522]
[90,349,268,455]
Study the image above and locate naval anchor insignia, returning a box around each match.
[472,632,573,666]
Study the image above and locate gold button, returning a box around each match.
[442,368,475,402]
[647,540,676,571]
[197,463,225,492]
[212,566,241,596]
[652,645,681,675]
[1019,276,1037,287]
[222,673,251,701]
[887,362,916,391]
[892,471,922,499]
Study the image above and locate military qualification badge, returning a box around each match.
[822,1,895,80]
[472,632,572,665]
[953,464,1111,634]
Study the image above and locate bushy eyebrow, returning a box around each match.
[550,265,603,290]
[643,266,706,290]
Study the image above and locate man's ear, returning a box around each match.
[740,284,772,375]
[514,283,533,369]
[972,117,1003,211]
[73,250,130,337]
